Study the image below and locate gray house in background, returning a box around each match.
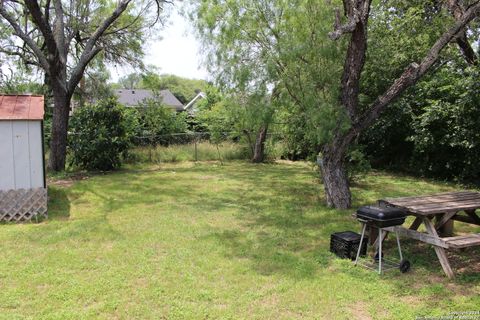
[115,89,184,112]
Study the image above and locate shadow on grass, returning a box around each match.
[47,187,71,220]
[46,162,480,285]
[186,164,480,285]
[19,185,126,245]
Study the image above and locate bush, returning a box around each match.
[409,95,480,181]
[134,99,189,145]
[69,99,136,170]
[360,63,480,182]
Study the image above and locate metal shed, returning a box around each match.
[0,95,47,222]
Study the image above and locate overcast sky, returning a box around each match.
[109,6,209,82]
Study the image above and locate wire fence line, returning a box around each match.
[64,131,285,138]
[52,131,286,162]
[59,130,285,146]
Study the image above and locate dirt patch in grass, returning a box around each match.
[349,301,372,320]
[199,175,217,180]
[48,173,90,187]
[49,179,76,187]
[447,247,480,274]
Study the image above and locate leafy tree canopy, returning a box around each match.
[117,68,209,104]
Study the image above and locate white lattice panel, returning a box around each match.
[0,188,47,222]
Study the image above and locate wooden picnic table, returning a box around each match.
[378,191,480,278]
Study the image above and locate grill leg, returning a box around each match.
[355,223,367,266]
[378,228,383,274]
[395,227,403,261]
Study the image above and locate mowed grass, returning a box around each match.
[0,161,479,319]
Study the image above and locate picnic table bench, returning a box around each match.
[378,191,480,278]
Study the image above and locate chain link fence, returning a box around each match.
[126,131,285,163]
[44,129,285,164]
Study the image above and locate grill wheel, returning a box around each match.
[399,259,411,273]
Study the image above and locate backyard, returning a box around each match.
[1,161,479,319]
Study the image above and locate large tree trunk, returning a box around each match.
[48,82,71,171]
[322,0,370,208]
[252,125,268,163]
[320,135,353,209]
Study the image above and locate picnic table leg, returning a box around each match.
[435,212,457,236]
[409,217,423,230]
[465,210,480,224]
[369,226,377,245]
[423,217,454,279]
[372,229,388,255]
[436,213,454,237]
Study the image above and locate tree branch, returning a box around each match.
[0,2,50,70]
[444,0,478,65]
[354,1,480,137]
[23,0,58,59]
[67,0,132,93]
[53,0,67,63]
[329,0,371,40]
[331,0,372,120]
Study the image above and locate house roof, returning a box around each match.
[184,92,206,111]
[115,89,184,111]
[0,95,44,120]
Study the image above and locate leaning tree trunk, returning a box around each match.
[252,125,268,163]
[48,82,72,171]
[320,0,480,209]
[320,136,352,209]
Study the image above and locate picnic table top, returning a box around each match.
[379,191,480,278]
[379,191,480,216]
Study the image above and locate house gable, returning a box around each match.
[115,89,184,111]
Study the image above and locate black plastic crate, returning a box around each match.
[330,231,368,260]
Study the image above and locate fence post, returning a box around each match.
[194,135,198,162]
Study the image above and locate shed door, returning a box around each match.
[0,121,44,191]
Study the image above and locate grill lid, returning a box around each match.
[356,206,406,221]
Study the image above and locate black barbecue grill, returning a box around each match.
[356,206,407,227]
[354,206,411,274]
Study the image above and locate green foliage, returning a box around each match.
[361,0,451,105]
[195,93,232,142]
[190,0,350,164]
[361,60,480,182]
[119,69,209,104]
[74,60,115,106]
[82,1,166,67]
[144,73,208,104]
[359,100,414,169]
[346,146,371,181]
[277,99,349,161]
[408,65,480,181]
[135,98,189,145]
[357,1,480,182]
[194,84,276,162]
[117,72,143,90]
[69,99,136,170]
[230,92,276,156]
[0,66,45,95]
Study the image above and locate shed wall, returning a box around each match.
[0,121,44,191]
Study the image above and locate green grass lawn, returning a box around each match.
[1,161,479,319]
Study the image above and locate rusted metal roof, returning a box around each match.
[0,95,45,120]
